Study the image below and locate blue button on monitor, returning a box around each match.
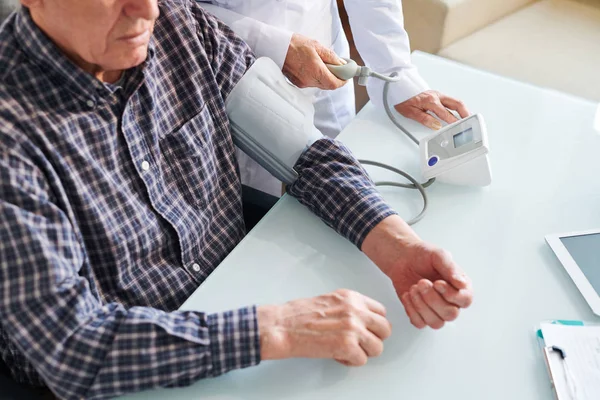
[428,156,439,167]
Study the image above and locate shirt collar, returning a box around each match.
[14,7,156,99]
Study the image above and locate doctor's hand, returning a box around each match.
[283,33,347,90]
[395,90,470,131]
[258,289,392,366]
[361,215,473,329]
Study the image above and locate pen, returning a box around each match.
[547,345,579,400]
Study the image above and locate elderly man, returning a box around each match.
[0,0,473,399]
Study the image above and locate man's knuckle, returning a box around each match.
[340,306,353,317]
[339,335,356,350]
[364,313,377,327]
[341,315,361,331]
[334,288,352,298]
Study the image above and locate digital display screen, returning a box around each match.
[453,128,474,148]
[560,233,600,293]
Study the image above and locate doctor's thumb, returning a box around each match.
[314,47,347,90]
[315,45,345,67]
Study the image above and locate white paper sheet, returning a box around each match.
[541,323,600,400]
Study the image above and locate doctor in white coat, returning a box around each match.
[199,0,470,196]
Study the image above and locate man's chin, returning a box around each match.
[105,47,149,71]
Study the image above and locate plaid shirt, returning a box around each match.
[0,1,395,399]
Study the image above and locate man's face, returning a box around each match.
[27,0,159,72]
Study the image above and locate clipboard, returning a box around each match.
[536,320,600,400]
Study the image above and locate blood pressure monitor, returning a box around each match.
[326,59,492,188]
[420,114,492,186]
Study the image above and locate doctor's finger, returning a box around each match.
[438,94,470,118]
[399,107,443,130]
[313,63,346,90]
[314,43,345,66]
[424,100,458,125]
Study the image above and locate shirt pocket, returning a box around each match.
[158,104,223,209]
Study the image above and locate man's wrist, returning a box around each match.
[361,214,422,276]
[257,304,288,360]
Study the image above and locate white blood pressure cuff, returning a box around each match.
[225,57,323,185]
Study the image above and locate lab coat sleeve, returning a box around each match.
[197,2,293,69]
[343,0,430,107]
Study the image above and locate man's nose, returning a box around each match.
[123,0,160,20]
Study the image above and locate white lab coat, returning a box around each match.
[199,0,429,196]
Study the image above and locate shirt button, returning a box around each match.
[141,161,150,171]
[192,263,201,272]
[86,99,95,108]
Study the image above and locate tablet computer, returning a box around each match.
[545,229,600,316]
